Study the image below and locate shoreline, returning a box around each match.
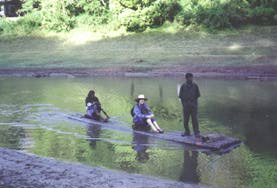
[0,147,201,188]
[1,65,277,79]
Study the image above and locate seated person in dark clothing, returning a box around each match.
[85,90,100,106]
[86,102,102,120]
[131,94,164,133]
[85,90,107,121]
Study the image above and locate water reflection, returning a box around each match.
[204,87,277,155]
[0,125,25,149]
[130,81,135,97]
[132,132,150,163]
[0,77,277,188]
[159,84,163,102]
[179,150,200,183]
[86,123,102,149]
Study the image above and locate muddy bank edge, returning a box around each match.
[0,148,205,188]
[1,65,277,79]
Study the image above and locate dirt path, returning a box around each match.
[1,64,277,79]
[0,148,204,188]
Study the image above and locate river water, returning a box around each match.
[0,77,276,188]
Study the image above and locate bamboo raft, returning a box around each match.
[67,114,241,152]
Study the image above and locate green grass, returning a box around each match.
[0,25,276,69]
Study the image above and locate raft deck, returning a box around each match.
[67,114,241,152]
[135,130,241,151]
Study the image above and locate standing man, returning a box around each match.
[179,73,200,137]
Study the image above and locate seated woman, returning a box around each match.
[85,90,108,122]
[132,94,164,133]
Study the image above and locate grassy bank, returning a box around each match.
[0,26,276,70]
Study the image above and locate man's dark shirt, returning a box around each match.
[179,82,200,107]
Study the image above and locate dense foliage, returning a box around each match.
[0,0,276,33]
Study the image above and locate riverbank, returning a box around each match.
[0,64,277,79]
[0,26,276,79]
[0,148,201,188]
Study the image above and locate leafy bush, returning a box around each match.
[75,1,111,26]
[19,0,111,31]
[177,0,250,29]
[123,12,147,32]
[20,0,42,13]
[118,0,156,10]
[148,0,182,25]
[246,0,277,24]
[120,0,182,32]
[198,0,249,28]
[16,12,42,33]
[0,18,5,33]
[249,6,275,24]
[0,13,41,34]
[1,0,276,34]
[40,1,76,31]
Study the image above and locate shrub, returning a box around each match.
[147,0,182,25]
[75,0,110,25]
[1,0,276,33]
[0,18,4,33]
[40,1,76,31]
[0,13,41,34]
[16,12,42,33]
[122,12,147,32]
[120,0,182,32]
[198,0,249,28]
[19,0,111,32]
[20,0,42,13]
[249,6,276,24]
[177,0,250,29]
[118,0,156,10]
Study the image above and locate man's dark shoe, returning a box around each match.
[202,136,209,142]
[181,132,191,137]
[195,133,201,138]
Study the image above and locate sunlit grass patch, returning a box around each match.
[0,26,276,69]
